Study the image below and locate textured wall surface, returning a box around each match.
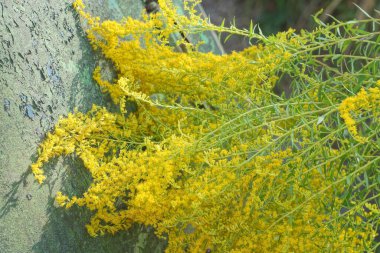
[0,1,163,252]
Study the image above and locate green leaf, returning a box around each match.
[218,19,225,41]
[220,18,225,28]
[364,171,369,189]
[317,115,325,125]
[312,9,325,26]
[224,33,233,43]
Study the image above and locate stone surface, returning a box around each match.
[0,0,222,252]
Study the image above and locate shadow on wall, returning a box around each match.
[0,141,166,252]
[0,170,30,220]
[31,157,166,253]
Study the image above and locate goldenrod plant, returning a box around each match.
[31,0,380,252]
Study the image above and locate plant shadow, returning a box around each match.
[32,155,166,253]
[0,170,30,219]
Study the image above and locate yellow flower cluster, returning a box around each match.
[75,0,287,112]
[30,0,379,252]
[31,106,133,183]
[339,83,380,143]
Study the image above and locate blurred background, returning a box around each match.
[202,0,380,52]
